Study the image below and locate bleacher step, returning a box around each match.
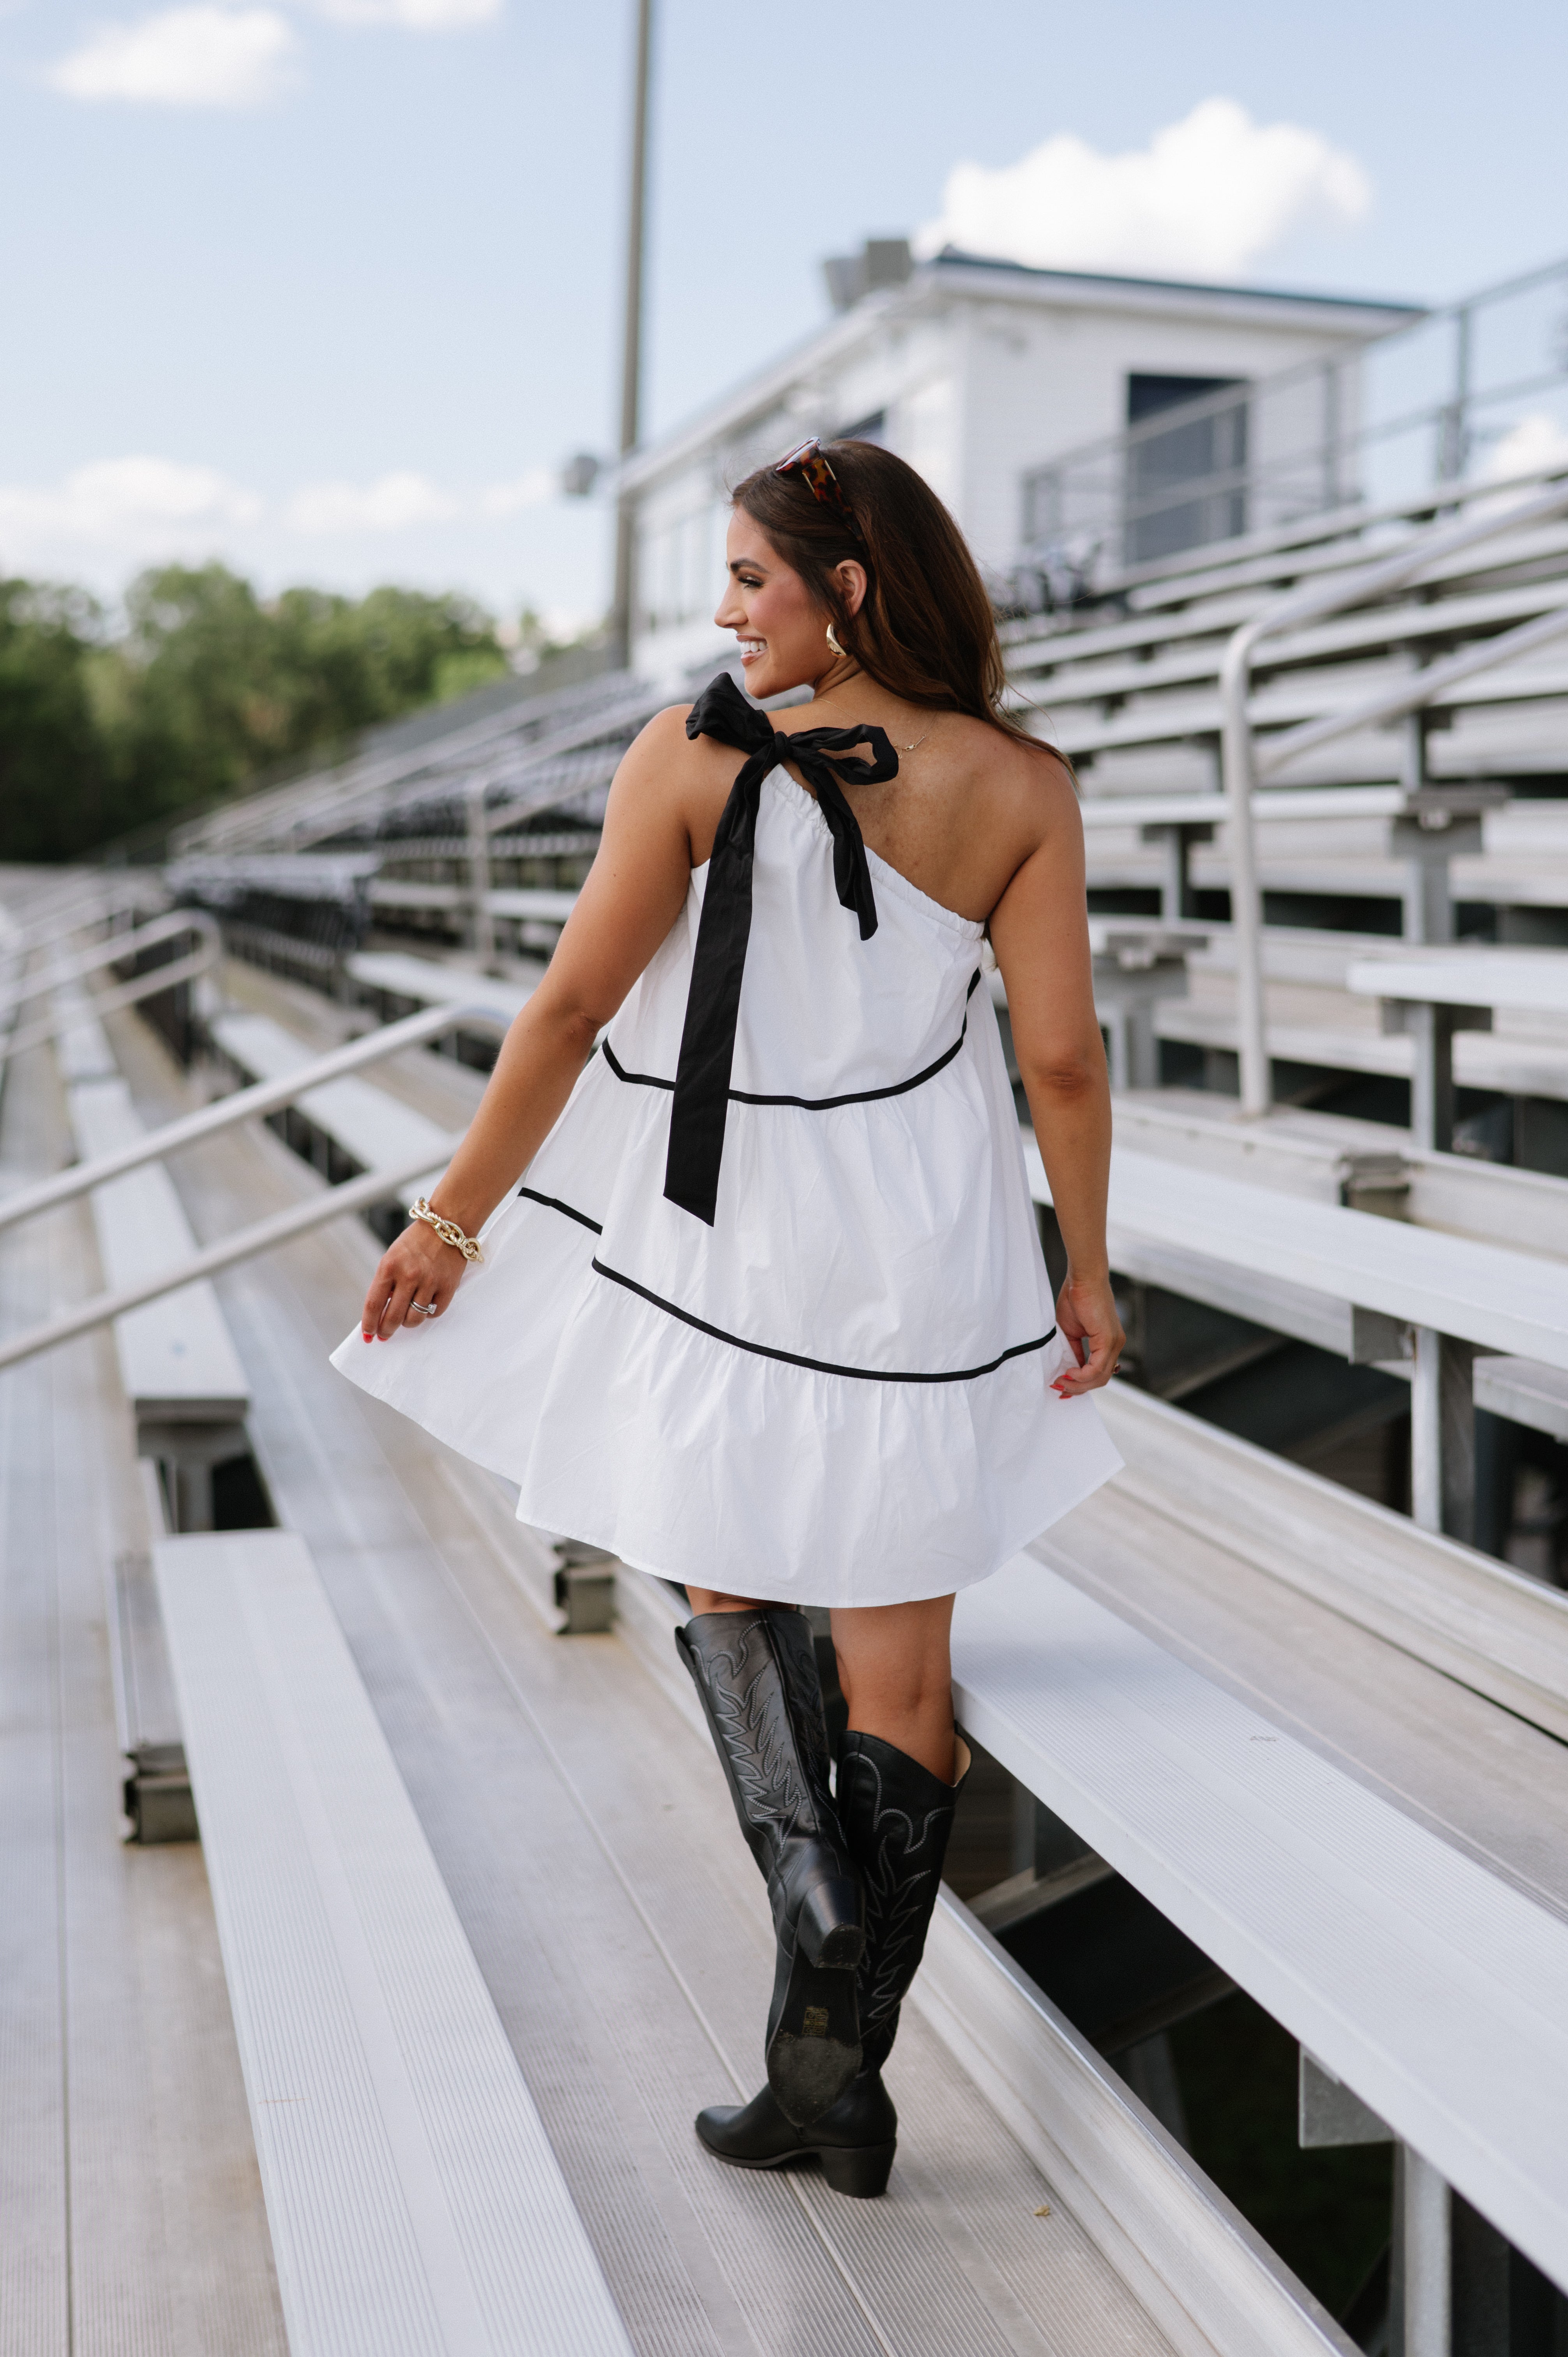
[69,1073,252,1426]
[953,1553,1568,2295]
[155,1527,634,2357]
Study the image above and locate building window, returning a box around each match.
[639,502,721,634]
[1124,373,1250,565]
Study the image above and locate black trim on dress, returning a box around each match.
[588,1256,1056,1386]
[602,968,982,1114]
[516,1185,603,1235]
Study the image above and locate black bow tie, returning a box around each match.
[664,671,899,1225]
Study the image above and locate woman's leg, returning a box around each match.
[830,1595,957,1782]
[685,1587,779,1614]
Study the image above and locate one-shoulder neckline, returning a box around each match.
[766,764,985,941]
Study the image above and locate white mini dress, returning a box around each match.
[331,675,1121,1607]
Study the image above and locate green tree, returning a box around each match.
[0,564,515,860]
[98,564,286,822]
[0,580,111,862]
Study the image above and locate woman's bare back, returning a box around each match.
[673,690,1076,927]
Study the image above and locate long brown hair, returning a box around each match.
[731,441,1043,752]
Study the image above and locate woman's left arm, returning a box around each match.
[988,764,1124,1397]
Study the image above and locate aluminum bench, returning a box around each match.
[1346,946,1568,1150]
[209,1009,451,1216]
[1026,1133,1568,1545]
[155,1526,633,2357]
[947,1540,1568,2346]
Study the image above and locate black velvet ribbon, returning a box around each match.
[664,671,899,1225]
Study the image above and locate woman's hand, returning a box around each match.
[360,1221,466,1341]
[1051,1270,1125,1398]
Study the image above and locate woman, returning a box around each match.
[334,438,1123,2199]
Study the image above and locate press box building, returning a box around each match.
[619,241,1420,684]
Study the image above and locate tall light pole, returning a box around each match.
[610,0,653,671]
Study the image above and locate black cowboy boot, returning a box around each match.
[838,1728,969,2080]
[676,1610,864,2125]
[694,1729,968,2197]
[695,2070,898,2200]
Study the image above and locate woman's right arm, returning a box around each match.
[360,706,705,1340]
[988,764,1125,1397]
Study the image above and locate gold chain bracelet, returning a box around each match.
[408,1197,484,1264]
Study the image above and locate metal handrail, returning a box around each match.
[1020,249,1568,580]
[1219,474,1568,1114]
[0,1000,508,1233]
[0,1001,517,1372]
[0,908,210,1024]
[2,929,221,1065]
[1255,598,1568,779]
[3,875,161,952]
[0,1145,459,1376]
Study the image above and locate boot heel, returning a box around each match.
[797,1877,864,1968]
[820,2141,896,2199]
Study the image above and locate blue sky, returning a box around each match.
[1,0,1563,626]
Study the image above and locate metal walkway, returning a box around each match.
[0,1020,287,2357]
[11,928,1568,2348]
[127,1005,1185,2357]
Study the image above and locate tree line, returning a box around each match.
[0,562,530,863]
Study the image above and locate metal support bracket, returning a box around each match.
[1140,820,1214,923]
[1411,1325,1479,1544]
[1383,1000,1493,1153]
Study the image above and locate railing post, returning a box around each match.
[1217,634,1271,1117]
[1437,304,1474,484]
[1321,359,1344,511]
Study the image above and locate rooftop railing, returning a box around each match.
[1018,252,1568,595]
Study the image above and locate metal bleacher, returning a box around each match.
[8,865,1568,2349]
[11,317,1568,2350]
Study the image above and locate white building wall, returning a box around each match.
[626,263,1417,679]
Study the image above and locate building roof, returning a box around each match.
[930,245,1428,318]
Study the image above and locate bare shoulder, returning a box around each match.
[955,717,1077,844]
[605,701,743,866]
[628,701,695,758]
[612,701,731,793]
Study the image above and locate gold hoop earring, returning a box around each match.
[826,622,848,658]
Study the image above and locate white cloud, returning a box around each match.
[307,0,501,25]
[48,7,297,107]
[0,452,564,584]
[917,97,1372,282]
[0,457,262,566]
[283,471,459,532]
[1484,412,1568,483]
[480,467,555,517]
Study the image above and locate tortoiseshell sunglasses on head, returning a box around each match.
[773,437,863,538]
